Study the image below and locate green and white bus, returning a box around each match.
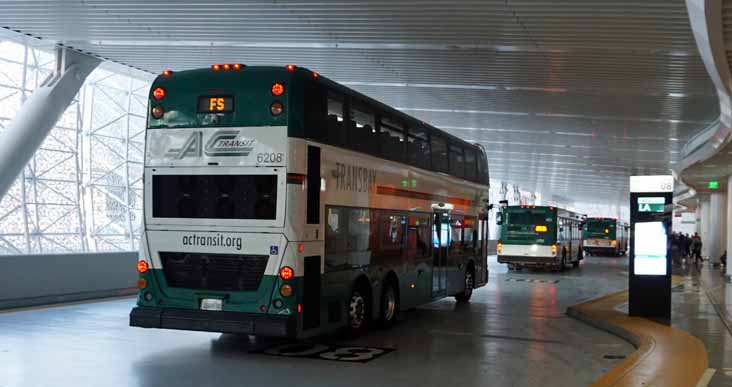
[496,205,583,271]
[130,64,491,338]
[582,218,628,256]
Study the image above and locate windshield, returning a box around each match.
[504,209,555,243]
[585,220,615,237]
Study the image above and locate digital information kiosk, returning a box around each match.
[628,175,673,320]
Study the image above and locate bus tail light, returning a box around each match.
[270,101,284,116]
[497,241,503,254]
[298,243,304,253]
[297,304,303,313]
[137,260,149,273]
[535,225,548,233]
[151,105,164,119]
[551,244,557,255]
[611,240,617,247]
[271,82,285,96]
[152,87,165,100]
[279,266,294,280]
[279,284,293,297]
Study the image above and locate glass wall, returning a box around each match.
[0,39,151,254]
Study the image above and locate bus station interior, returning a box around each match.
[1,1,732,386]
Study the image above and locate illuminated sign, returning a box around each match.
[633,221,667,275]
[637,197,665,213]
[709,180,719,190]
[198,96,234,113]
[629,175,673,193]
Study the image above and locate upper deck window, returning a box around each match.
[380,117,406,163]
[407,126,430,170]
[449,143,465,178]
[431,135,448,173]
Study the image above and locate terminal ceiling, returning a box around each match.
[0,0,721,207]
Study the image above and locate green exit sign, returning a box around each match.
[709,180,719,190]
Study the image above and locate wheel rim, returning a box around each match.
[464,271,474,296]
[383,287,396,321]
[349,292,365,329]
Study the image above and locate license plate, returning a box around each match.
[201,298,223,311]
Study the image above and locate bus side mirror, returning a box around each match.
[496,212,503,226]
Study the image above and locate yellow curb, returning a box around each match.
[567,275,708,387]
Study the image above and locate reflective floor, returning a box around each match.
[0,256,635,387]
[673,262,732,386]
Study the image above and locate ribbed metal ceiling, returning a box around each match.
[0,0,720,206]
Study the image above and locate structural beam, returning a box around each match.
[0,46,100,201]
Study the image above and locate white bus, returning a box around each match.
[130,64,491,338]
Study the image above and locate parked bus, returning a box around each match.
[130,64,491,338]
[582,218,628,256]
[496,205,583,271]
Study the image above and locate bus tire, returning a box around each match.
[455,265,475,303]
[346,281,370,336]
[378,277,399,328]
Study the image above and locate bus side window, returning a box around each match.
[348,101,377,155]
[407,126,430,170]
[407,214,431,260]
[463,216,477,255]
[449,143,465,179]
[380,117,406,163]
[431,135,448,173]
[449,216,464,256]
[464,147,477,182]
[326,91,345,146]
[303,80,327,141]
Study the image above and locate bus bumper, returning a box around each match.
[583,246,617,256]
[130,306,296,337]
[497,255,558,266]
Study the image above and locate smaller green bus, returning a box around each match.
[582,218,628,256]
[496,205,583,271]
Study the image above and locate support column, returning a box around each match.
[727,175,732,280]
[709,192,726,263]
[0,47,100,201]
[701,198,711,258]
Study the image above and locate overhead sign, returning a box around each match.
[629,175,673,193]
[637,197,665,213]
[708,180,719,190]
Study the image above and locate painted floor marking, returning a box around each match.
[506,278,560,284]
[695,368,716,387]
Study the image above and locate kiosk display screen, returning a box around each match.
[633,221,667,275]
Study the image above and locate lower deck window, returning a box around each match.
[152,174,277,219]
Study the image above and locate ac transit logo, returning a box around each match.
[166,130,256,159]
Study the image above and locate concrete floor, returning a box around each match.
[0,256,634,387]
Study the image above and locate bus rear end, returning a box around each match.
[583,218,618,256]
[130,65,311,337]
[497,206,559,267]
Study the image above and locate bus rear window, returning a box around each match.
[507,211,550,225]
[152,174,277,219]
[586,221,614,233]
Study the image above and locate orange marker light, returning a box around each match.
[152,87,165,100]
[271,82,285,96]
[233,63,242,70]
[286,64,296,72]
[212,64,221,71]
[162,69,173,77]
[551,244,557,255]
[312,71,319,79]
[279,266,294,280]
[223,63,231,70]
[137,278,148,289]
[137,260,149,273]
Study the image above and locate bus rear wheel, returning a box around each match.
[347,290,367,335]
[378,279,399,328]
[455,267,474,303]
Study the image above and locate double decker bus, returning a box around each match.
[130,64,491,338]
[496,205,583,271]
[582,218,628,256]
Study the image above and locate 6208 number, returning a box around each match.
[257,152,284,163]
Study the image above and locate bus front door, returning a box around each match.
[432,211,450,298]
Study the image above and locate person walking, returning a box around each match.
[691,233,703,265]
